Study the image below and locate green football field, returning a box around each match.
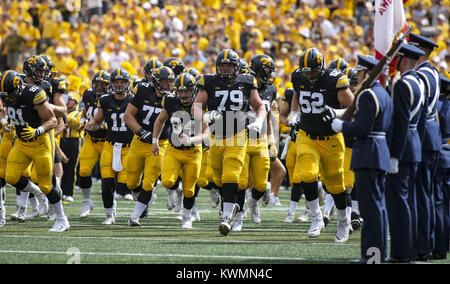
[0,182,448,264]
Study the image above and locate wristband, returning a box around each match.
[152,138,159,144]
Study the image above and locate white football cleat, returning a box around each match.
[80,199,94,219]
[123,194,134,201]
[26,209,40,219]
[63,195,74,203]
[335,210,351,243]
[10,205,20,221]
[284,212,294,223]
[102,215,115,225]
[181,210,193,229]
[248,197,261,224]
[128,216,141,227]
[231,211,244,232]
[307,211,325,238]
[49,216,70,232]
[219,216,232,236]
[191,205,201,222]
[297,209,310,222]
[261,183,271,207]
[173,187,183,213]
[17,206,26,223]
[166,188,176,210]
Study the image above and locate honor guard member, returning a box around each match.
[408,33,442,261]
[385,43,426,263]
[290,48,354,242]
[327,55,393,263]
[1,71,70,232]
[164,58,185,77]
[78,70,109,218]
[152,72,208,228]
[85,67,134,225]
[433,75,450,260]
[132,58,162,88]
[234,54,277,231]
[192,49,266,236]
[124,66,173,226]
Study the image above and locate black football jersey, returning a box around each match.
[20,74,52,102]
[82,89,107,139]
[130,82,170,140]
[247,83,277,139]
[198,73,257,139]
[282,88,299,142]
[49,78,67,104]
[99,93,134,144]
[3,84,47,140]
[291,67,349,136]
[163,94,199,149]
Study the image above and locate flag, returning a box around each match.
[374,0,408,82]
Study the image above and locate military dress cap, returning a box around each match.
[409,33,439,50]
[440,74,450,94]
[397,43,425,60]
[355,54,379,71]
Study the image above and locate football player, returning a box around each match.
[85,67,134,225]
[152,72,209,228]
[124,66,174,226]
[290,48,354,242]
[163,58,185,77]
[132,58,163,88]
[234,54,277,231]
[192,49,266,236]
[78,70,109,218]
[1,70,69,232]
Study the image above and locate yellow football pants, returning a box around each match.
[285,140,297,186]
[344,147,355,189]
[126,136,168,191]
[100,141,129,184]
[5,133,54,194]
[196,148,209,188]
[208,132,248,187]
[239,136,270,192]
[161,144,202,198]
[79,134,104,177]
[292,130,345,194]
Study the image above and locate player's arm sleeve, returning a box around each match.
[33,88,47,105]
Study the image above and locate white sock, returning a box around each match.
[52,201,65,219]
[81,187,91,200]
[351,200,359,214]
[289,201,298,214]
[29,197,39,211]
[105,207,114,217]
[182,207,191,218]
[337,207,351,221]
[222,202,235,219]
[19,191,29,207]
[131,201,147,219]
[324,194,334,214]
[306,198,320,214]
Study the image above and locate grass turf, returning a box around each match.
[0,182,448,264]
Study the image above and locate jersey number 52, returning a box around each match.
[299,91,324,114]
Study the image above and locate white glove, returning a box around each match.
[331,118,343,133]
[247,117,264,134]
[203,110,222,124]
[289,111,300,128]
[390,158,399,174]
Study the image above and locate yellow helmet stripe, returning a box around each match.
[345,68,350,77]
[304,48,312,68]
[117,68,120,77]
[0,70,12,92]
[337,59,342,70]
[99,70,104,79]
[180,73,185,87]
[152,60,156,69]
[224,49,229,60]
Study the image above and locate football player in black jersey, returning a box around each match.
[0,70,69,232]
[192,49,266,236]
[290,48,354,242]
[132,58,163,88]
[234,54,277,231]
[78,70,109,218]
[152,72,209,228]
[124,66,174,226]
[85,67,134,225]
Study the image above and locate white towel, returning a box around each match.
[112,143,123,172]
[280,135,291,160]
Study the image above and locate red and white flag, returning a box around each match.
[374,0,408,60]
